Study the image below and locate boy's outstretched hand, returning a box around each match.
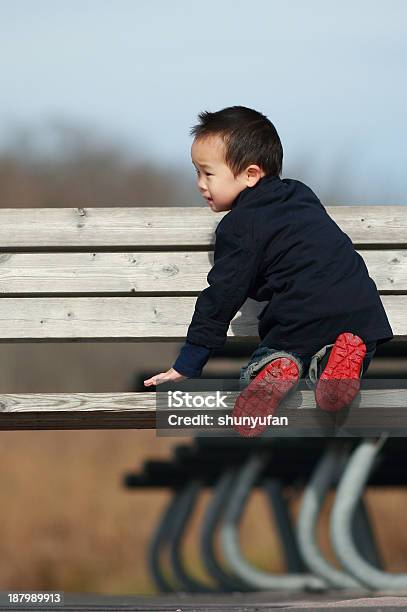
[144,367,187,387]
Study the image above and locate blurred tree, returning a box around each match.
[0,119,198,207]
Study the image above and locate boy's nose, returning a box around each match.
[197,176,206,190]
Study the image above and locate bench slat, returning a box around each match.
[0,207,406,247]
[0,296,404,340]
[0,251,209,293]
[0,250,406,293]
[0,389,405,430]
[0,250,407,295]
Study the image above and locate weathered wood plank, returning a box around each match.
[1,389,405,412]
[0,392,157,429]
[327,206,407,244]
[0,389,406,430]
[0,296,403,340]
[0,251,210,293]
[0,207,406,248]
[0,250,406,293]
[0,207,219,248]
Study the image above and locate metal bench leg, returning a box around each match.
[262,478,306,573]
[147,488,183,593]
[297,441,363,588]
[331,435,407,590]
[200,468,253,592]
[219,451,327,591]
[169,479,216,593]
[352,494,383,570]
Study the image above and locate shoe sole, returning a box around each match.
[315,332,366,412]
[232,357,300,438]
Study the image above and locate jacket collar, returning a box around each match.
[231,174,282,210]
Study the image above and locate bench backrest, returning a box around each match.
[0,206,405,342]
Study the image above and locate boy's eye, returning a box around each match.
[194,168,212,176]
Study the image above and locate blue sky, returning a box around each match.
[1,0,406,203]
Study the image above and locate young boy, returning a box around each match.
[144,106,393,436]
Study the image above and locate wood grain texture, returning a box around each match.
[0,206,404,429]
[0,250,406,293]
[0,295,403,340]
[0,206,406,247]
[0,389,406,430]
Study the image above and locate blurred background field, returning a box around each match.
[1,428,407,594]
[1,0,407,596]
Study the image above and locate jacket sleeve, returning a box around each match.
[172,341,214,377]
[185,211,259,350]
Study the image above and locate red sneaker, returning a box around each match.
[232,357,300,437]
[315,332,366,412]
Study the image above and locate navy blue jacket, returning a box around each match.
[172,175,393,377]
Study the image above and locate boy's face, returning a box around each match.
[191,135,265,212]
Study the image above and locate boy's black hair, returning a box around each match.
[190,105,283,178]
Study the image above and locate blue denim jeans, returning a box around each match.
[239,341,377,391]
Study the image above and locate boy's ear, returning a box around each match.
[245,164,265,187]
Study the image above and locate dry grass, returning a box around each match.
[0,429,175,593]
[2,427,407,595]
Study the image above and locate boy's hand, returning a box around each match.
[144,367,188,387]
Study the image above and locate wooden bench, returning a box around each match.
[0,206,406,431]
